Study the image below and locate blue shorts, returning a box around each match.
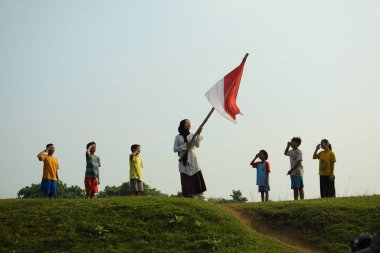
[41,179,57,196]
[290,175,304,189]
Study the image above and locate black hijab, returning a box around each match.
[178,119,190,137]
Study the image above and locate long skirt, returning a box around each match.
[180,171,207,197]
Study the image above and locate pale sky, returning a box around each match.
[1,0,379,200]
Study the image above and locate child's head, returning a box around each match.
[131,144,141,154]
[321,139,332,150]
[258,150,268,161]
[46,143,55,155]
[290,137,302,149]
[86,142,96,153]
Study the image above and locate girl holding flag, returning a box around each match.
[174,119,206,198]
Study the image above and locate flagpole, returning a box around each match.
[178,53,249,162]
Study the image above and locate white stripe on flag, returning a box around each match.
[205,78,236,123]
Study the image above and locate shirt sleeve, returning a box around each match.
[266,162,271,172]
[316,152,321,160]
[330,152,336,163]
[285,151,290,156]
[173,135,187,152]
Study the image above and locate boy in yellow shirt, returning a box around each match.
[129,144,143,196]
[37,144,59,198]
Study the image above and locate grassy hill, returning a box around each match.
[1,196,379,253]
[0,197,298,253]
[227,195,380,252]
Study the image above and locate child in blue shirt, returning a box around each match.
[250,150,271,202]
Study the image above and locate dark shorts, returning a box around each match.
[290,175,304,189]
[130,179,144,193]
[84,177,98,193]
[41,179,57,196]
[258,186,270,192]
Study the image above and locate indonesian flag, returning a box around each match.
[205,54,248,123]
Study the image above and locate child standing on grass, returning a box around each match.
[129,144,143,196]
[85,142,101,199]
[37,143,59,198]
[284,137,304,200]
[250,150,270,202]
[313,139,336,198]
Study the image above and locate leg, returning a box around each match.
[320,176,328,198]
[265,191,269,202]
[293,189,299,200]
[328,176,336,198]
[261,192,264,202]
[299,188,304,200]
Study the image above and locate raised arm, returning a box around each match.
[193,129,203,148]
[250,153,259,166]
[284,142,291,156]
[313,144,321,159]
[37,148,48,161]
[86,144,94,157]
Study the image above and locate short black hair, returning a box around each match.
[131,144,140,152]
[46,143,54,149]
[86,142,96,149]
[260,149,268,160]
[291,137,302,146]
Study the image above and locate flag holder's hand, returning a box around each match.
[186,141,194,149]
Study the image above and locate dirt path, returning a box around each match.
[219,205,326,253]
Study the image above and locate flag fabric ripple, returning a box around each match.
[205,60,247,123]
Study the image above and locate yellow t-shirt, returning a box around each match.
[129,155,143,181]
[317,151,336,176]
[40,154,59,180]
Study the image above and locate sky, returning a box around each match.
[1,0,379,201]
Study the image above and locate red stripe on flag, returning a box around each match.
[223,62,246,120]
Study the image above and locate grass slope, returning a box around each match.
[0,197,297,253]
[227,195,380,253]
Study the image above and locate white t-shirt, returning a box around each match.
[286,149,304,176]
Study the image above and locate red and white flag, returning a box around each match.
[205,55,247,123]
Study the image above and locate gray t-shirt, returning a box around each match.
[286,149,304,176]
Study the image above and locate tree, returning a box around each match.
[56,182,85,198]
[17,183,42,198]
[230,190,248,203]
[97,182,167,197]
[18,181,166,198]
[17,181,85,198]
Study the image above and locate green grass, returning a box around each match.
[0,197,298,253]
[226,195,380,253]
